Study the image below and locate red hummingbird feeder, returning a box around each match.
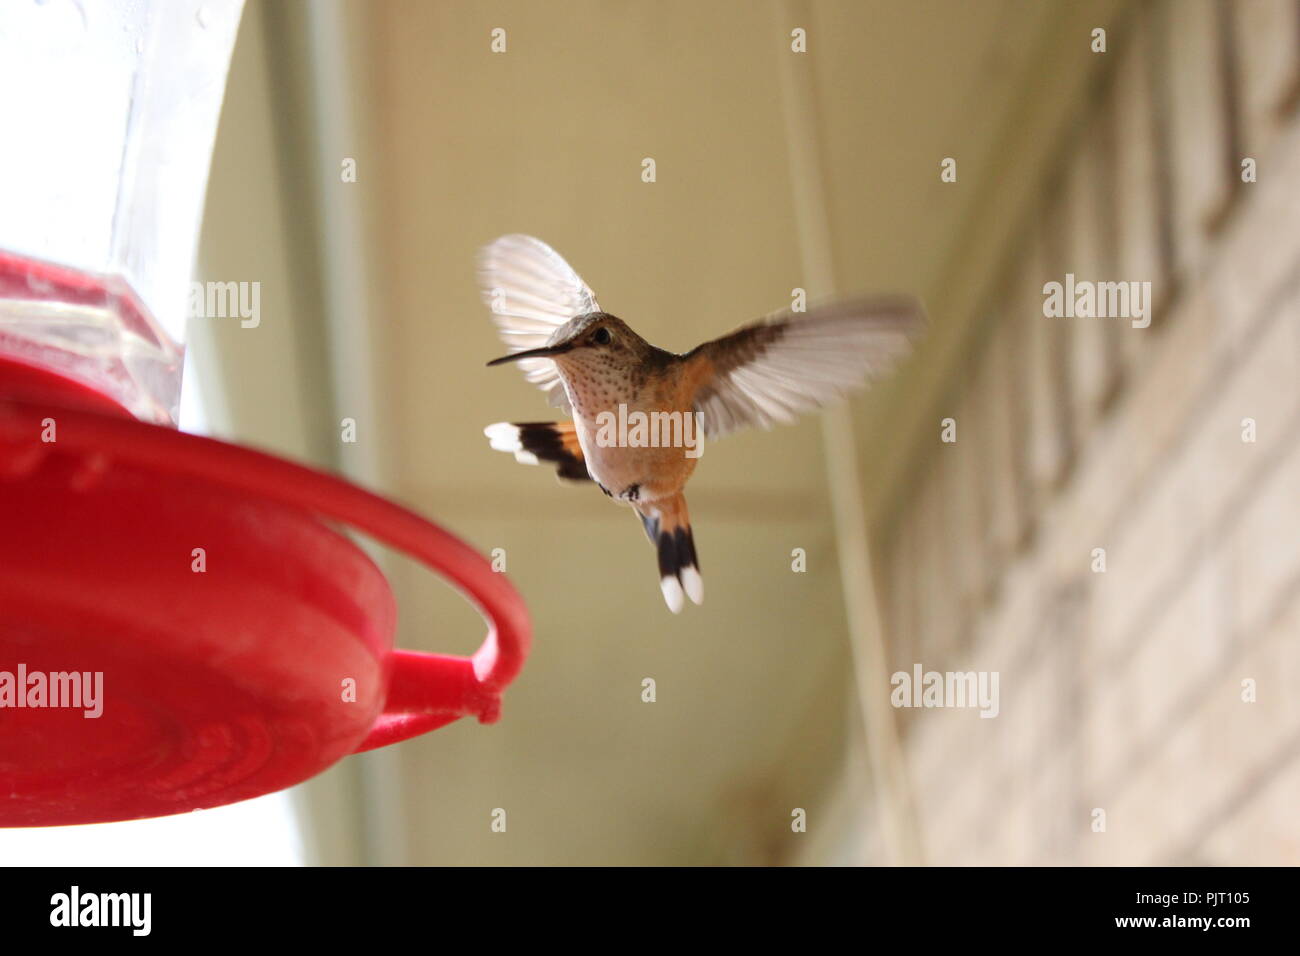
[0,0,530,827]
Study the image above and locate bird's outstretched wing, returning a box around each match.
[477,234,600,411]
[683,295,925,439]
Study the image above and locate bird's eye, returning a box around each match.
[592,326,613,346]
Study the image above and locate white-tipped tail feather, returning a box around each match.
[660,575,685,614]
[484,421,590,480]
[637,493,702,613]
[484,423,538,465]
[680,566,704,606]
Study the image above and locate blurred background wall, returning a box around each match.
[849,0,1300,866]
[189,0,1300,865]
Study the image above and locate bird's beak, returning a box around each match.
[486,342,576,366]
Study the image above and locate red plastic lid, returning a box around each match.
[0,357,530,826]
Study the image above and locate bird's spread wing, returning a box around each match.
[683,295,925,439]
[477,234,601,411]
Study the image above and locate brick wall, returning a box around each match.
[873,0,1300,865]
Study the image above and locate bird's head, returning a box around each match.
[486,312,650,373]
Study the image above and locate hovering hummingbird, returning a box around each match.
[480,235,924,612]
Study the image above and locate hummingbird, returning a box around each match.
[480,234,924,612]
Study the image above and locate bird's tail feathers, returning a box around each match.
[635,494,703,613]
[484,421,590,482]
